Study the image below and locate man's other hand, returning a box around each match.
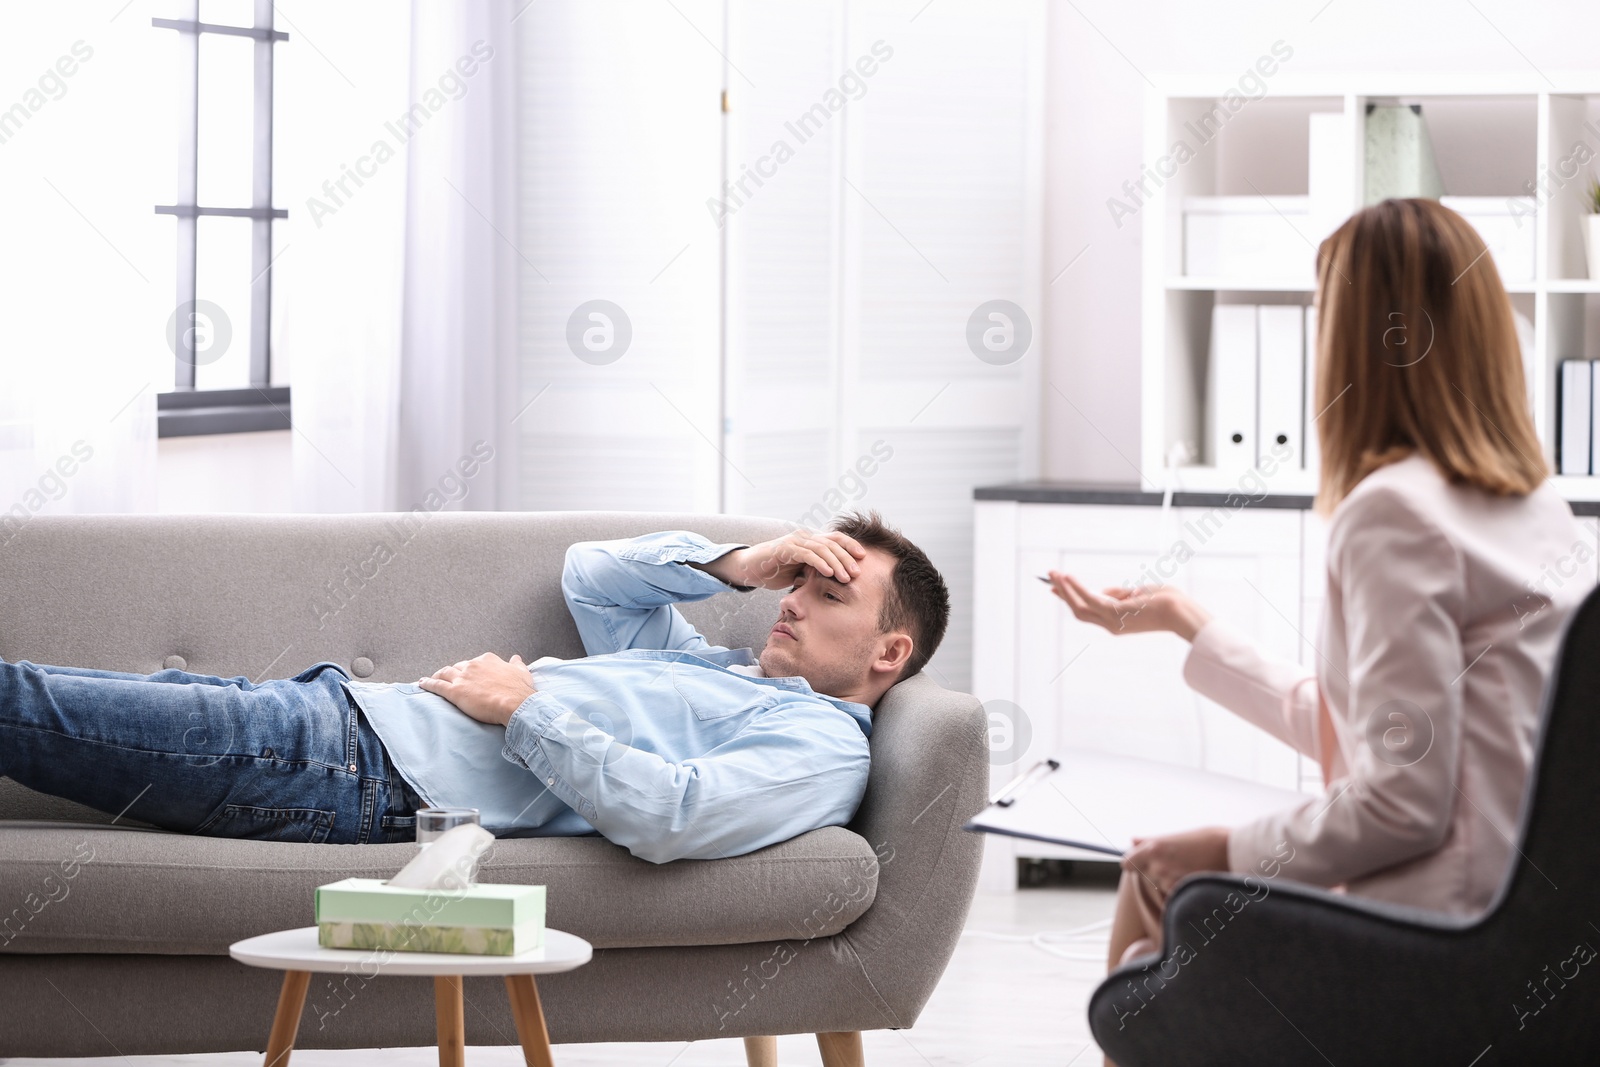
[417,652,536,727]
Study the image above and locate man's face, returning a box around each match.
[757,547,902,699]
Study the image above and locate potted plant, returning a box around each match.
[1587,177,1600,280]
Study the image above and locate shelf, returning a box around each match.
[1551,476,1600,503]
[1166,277,1544,294]
[1144,86,1600,505]
[1165,276,1315,292]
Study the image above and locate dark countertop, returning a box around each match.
[975,481,1600,517]
[973,482,1316,510]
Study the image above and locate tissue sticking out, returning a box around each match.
[386,823,496,890]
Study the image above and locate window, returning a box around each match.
[153,0,290,437]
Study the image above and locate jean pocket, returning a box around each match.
[196,804,337,844]
[380,814,417,844]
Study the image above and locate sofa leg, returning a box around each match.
[743,1035,778,1066]
[816,1031,864,1067]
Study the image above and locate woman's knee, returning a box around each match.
[1118,936,1158,966]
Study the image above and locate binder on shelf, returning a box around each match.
[964,749,1309,856]
[1208,304,1257,472]
[1592,361,1600,478]
[1303,305,1320,472]
[1559,360,1592,476]
[1257,305,1305,469]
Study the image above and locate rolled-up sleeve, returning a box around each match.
[1225,485,1466,884]
[561,531,752,655]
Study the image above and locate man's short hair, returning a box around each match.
[828,510,950,682]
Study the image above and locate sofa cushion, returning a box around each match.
[0,823,879,955]
[0,778,159,828]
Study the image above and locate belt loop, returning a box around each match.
[343,684,362,775]
[358,777,379,845]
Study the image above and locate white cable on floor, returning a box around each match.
[961,918,1113,961]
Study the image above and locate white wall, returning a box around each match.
[1042,0,1600,482]
[157,431,292,513]
[156,1,1600,505]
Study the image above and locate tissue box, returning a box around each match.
[314,878,546,956]
[318,920,541,956]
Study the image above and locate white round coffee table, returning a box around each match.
[230,926,592,1067]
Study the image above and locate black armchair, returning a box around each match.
[1088,583,1600,1066]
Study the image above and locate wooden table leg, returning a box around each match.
[264,970,310,1067]
[434,975,466,1067]
[504,974,556,1067]
[743,1035,779,1066]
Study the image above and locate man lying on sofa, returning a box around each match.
[0,511,949,862]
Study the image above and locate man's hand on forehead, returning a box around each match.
[691,528,868,592]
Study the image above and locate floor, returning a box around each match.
[1,872,1117,1067]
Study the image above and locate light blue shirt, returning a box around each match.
[343,531,873,863]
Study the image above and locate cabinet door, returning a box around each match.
[515,1,723,512]
[723,0,846,524]
[1176,507,1304,792]
[1017,545,1194,773]
[1014,506,1179,773]
[723,0,1047,694]
[1025,505,1304,791]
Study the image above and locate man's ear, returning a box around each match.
[871,632,914,676]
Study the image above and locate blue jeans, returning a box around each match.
[0,658,424,844]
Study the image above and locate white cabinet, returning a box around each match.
[981,499,1305,789]
[974,496,1600,889]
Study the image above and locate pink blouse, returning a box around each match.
[1183,454,1590,916]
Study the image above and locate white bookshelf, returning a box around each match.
[1139,76,1600,499]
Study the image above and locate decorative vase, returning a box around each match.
[1586,214,1600,281]
[1364,103,1444,206]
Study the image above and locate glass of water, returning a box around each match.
[414,807,483,883]
[415,806,481,846]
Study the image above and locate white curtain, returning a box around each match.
[279,0,519,514]
[0,4,159,527]
[276,2,413,513]
[395,0,521,512]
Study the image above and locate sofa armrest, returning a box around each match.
[834,671,989,1028]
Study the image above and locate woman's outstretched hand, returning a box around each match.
[1044,571,1212,642]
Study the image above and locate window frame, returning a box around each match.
[153,0,290,437]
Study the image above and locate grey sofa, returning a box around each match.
[0,512,988,1062]
[1088,582,1600,1066]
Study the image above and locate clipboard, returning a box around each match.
[964,748,1311,857]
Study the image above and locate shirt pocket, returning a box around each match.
[670,665,780,721]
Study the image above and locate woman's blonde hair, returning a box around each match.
[1311,197,1547,515]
